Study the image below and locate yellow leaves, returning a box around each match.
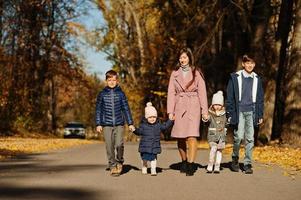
[198,141,301,174]
[67,22,87,36]
[150,90,167,97]
[252,146,301,172]
[0,138,99,160]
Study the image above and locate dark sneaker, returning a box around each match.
[180,160,187,173]
[230,160,240,172]
[243,164,253,174]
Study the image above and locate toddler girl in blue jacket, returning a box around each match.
[132,102,174,176]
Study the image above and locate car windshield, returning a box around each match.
[65,122,85,128]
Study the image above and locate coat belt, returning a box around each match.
[176,92,198,120]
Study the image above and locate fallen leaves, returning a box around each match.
[0,137,99,160]
[199,141,301,174]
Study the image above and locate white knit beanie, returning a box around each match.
[145,102,158,118]
[212,90,224,106]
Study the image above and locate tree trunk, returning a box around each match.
[250,0,272,144]
[281,0,301,144]
[124,0,146,75]
[271,0,294,140]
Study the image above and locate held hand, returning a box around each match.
[258,118,263,125]
[96,126,103,133]
[169,113,175,121]
[202,114,209,122]
[129,125,135,132]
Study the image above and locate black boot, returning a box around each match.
[186,162,194,176]
[230,157,240,172]
[180,160,187,173]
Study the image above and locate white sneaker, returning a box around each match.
[207,163,213,173]
[214,164,220,173]
[142,166,147,174]
[150,160,157,176]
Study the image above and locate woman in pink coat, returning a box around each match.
[167,47,209,176]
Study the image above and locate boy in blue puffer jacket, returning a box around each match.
[132,102,174,176]
[95,70,135,177]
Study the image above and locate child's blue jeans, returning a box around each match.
[232,111,254,166]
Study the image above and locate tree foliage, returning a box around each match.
[0,0,102,134]
[92,0,301,144]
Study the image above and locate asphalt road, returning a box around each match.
[0,142,300,200]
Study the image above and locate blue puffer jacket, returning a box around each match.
[95,86,133,126]
[133,118,174,154]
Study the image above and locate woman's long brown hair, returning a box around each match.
[175,47,205,89]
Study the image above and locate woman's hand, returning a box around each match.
[202,114,209,122]
[169,113,175,120]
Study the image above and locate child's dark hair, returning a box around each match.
[105,70,118,80]
[242,54,255,63]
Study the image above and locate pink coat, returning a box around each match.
[167,69,208,138]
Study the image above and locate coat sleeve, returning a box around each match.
[257,77,264,119]
[121,91,134,125]
[95,92,103,126]
[167,72,176,114]
[225,76,235,120]
[197,72,209,115]
[160,119,174,131]
[133,126,143,136]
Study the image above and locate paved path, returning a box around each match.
[0,142,300,200]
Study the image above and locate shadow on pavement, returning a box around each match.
[0,184,104,200]
[120,164,139,175]
[169,162,204,172]
[0,152,106,175]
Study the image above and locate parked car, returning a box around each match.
[63,122,86,139]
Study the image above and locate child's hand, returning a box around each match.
[96,126,103,133]
[169,113,175,120]
[258,118,263,125]
[129,125,135,132]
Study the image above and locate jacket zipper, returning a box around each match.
[111,89,115,126]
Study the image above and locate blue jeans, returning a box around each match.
[232,111,254,166]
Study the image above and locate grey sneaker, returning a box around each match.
[243,164,253,174]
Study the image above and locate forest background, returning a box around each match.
[0,0,300,146]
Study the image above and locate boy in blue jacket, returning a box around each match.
[226,54,264,174]
[95,70,135,176]
[132,102,174,176]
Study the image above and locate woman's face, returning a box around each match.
[179,53,190,66]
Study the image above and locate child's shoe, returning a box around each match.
[150,159,157,176]
[142,166,147,174]
[116,163,123,174]
[243,164,253,174]
[214,164,220,174]
[110,166,119,177]
[230,158,240,172]
[206,164,213,173]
